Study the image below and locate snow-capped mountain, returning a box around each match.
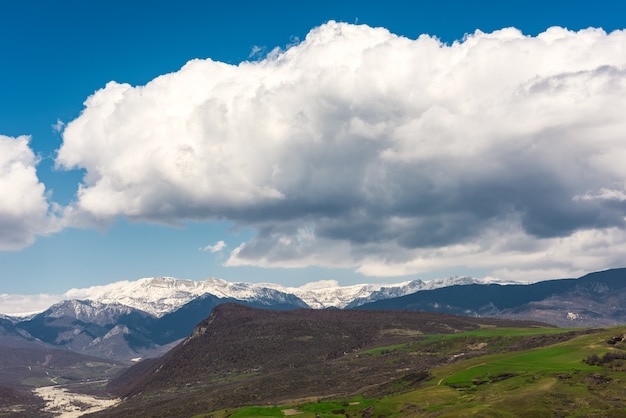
[344,276,480,308]
[63,276,310,317]
[64,277,215,317]
[59,275,487,316]
[259,277,480,309]
[17,299,172,360]
[13,286,309,361]
[4,269,626,365]
[45,299,138,324]
[0,313,16,323]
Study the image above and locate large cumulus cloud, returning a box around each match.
[0,135,58,250]
[57,22,626,279]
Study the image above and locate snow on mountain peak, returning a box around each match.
[298,280,341,291]
[63,276,216,317]
[45,299,137,324]
[62,276,303,316]
[9,274,510,317]
[259,279,421,309]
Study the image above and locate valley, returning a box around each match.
[4,7,625,417]
[35,383,120,417]
[2,268,626,416]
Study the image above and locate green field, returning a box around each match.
[204,327,626,417]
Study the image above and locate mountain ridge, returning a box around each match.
[3,275,492,317]
[357,268,626,327]
[3,268,626,363]
[0,274,512,362]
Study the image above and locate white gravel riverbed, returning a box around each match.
[34,385,120,417]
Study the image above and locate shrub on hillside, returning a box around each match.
[584,351,626,366]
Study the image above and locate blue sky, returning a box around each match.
[1,0,626,295]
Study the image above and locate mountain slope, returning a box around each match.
[357,268,626,327]
[17,299,166,361]
[13,292,308,361]
[194,327,624,418]
[99,304,553,417]
[0,343,123,388]
[147,292,308,345]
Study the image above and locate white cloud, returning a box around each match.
[248,45,264,59]
[0,135,59,250]
[56,22,626,279]
[200,240,227,253]
[574,188,626,202]
[0,293,64,316]
[52,119,65,133]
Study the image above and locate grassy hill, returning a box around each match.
[202,327,626,417]
[91,304,591,417]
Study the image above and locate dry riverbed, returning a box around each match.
[34,385,120,417]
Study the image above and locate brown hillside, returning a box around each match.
[99,303,551,417]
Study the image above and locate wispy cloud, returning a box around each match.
[0,293,64,316]
[52,119,65,133]
[248,45,264,59]
[200,240,227,253]
[574,188,626,202]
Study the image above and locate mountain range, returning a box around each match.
[2,276,474,361]
[357,268,626,327]
[1,269,626,363]
[48,275,481,315]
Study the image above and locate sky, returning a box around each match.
[1,0,626,302]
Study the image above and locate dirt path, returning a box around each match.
[34,385,120,417]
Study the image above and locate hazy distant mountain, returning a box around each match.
[343,276,479,308]
[357,268,626,327]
